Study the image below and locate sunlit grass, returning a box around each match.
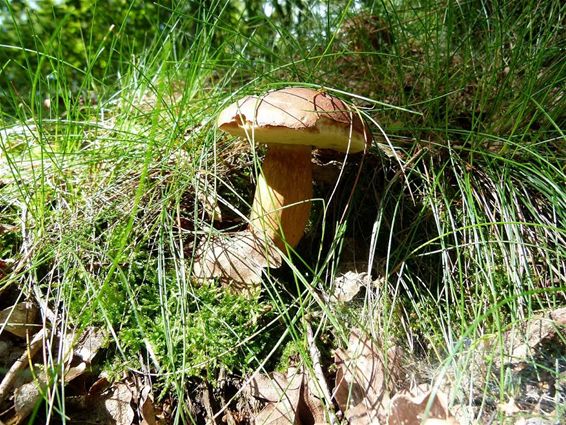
[1,0,565,423]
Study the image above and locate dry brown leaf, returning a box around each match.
[248,371,300,402]
[249,345,332,425]
[0,223,18,234]
[88,375,112,397]
[1,326,106,425]
[74,327,106,363]
[65,362,87,382]
[251,368,303,425]
[387,385,455,425]
[550,307,566,324]
[332,329,454,425]
[334,328,386,419]
[104,382,135,425]
[422,419,460,425]
[0,258,14,281]
[60,327,105,385]
[139,385,157,425]
[303,374,329,425]
[0,329,45,405]
[255,398,299,425]
[502,308,566,366]
[10,379,43,425]
[333,271,371,302]
[385,346,405,390]
[0,302,39,338]
[345,401,383,424]
[193,231,281,297]
[459,306,566,402]
[498,397,522,416]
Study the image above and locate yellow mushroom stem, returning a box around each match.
[249,144,313,250]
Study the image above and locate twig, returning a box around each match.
[202,382,220,425]
[306,322,337,424]
[0,329,46,404]
[217,368,237,425]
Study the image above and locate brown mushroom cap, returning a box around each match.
[217,87,370,152]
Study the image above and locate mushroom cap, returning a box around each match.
[217,87,371,153]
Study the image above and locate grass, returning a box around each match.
[1,0,565,423]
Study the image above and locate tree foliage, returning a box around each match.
[0,0,321,112]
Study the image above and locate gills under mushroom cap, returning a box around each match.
[217,87,370,153]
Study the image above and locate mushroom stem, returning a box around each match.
[249,144,312,250]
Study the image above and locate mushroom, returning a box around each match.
[217,87,371,250]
